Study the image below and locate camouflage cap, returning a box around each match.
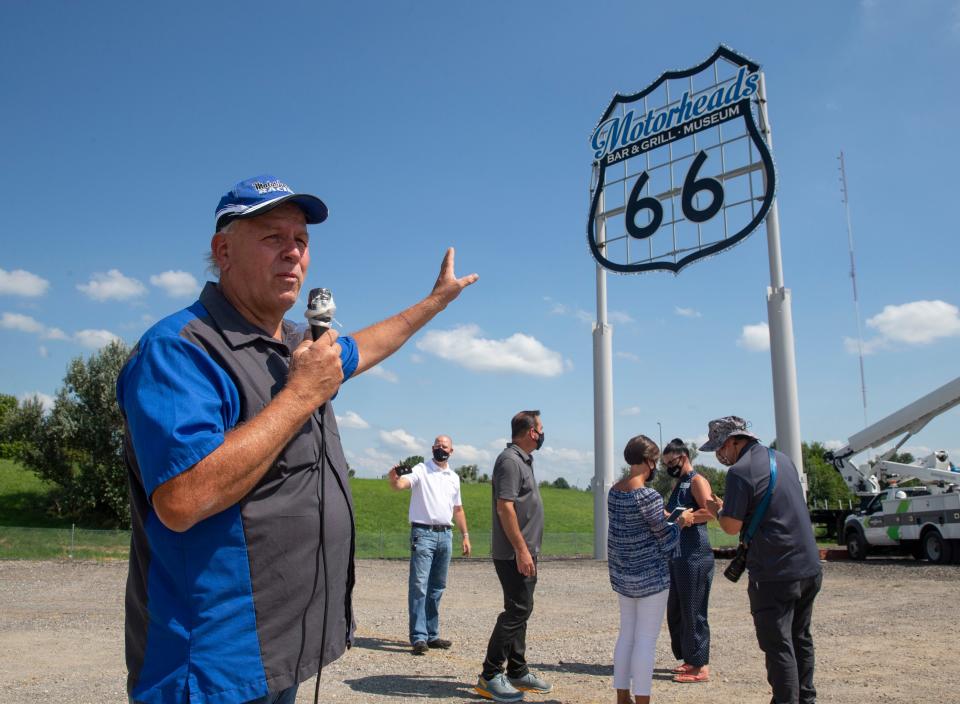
[698,416,758,452]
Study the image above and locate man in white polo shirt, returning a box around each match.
[388,435,472,655]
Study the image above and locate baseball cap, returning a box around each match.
[215,174,328,230]
[698,416,759,452]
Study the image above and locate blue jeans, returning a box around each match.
[408,525,453,644]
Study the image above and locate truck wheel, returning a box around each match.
[846,529,868,561]
[921,529,953,564]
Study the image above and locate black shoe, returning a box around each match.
[427,638,452,649]
[412,641,428,655]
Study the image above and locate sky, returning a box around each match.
[2,0,959,486]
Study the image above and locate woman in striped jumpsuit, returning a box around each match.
[662,438,716,684]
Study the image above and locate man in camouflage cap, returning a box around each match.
[702,416,822,704]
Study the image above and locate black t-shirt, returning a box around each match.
[723,442,821,581]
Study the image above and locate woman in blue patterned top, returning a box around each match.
[608,435,694,704]
[662,438,716,684]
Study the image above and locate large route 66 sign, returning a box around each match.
[587,46,775,274]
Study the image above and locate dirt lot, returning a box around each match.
[1,557,957,704]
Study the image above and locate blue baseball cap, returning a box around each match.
[215,174,328,230]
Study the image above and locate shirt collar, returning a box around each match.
[507,442,532,465]
[199,282,298,351]
[737,439,760,462]
[425,458,451,473]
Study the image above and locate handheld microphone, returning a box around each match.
[305,288,336,341]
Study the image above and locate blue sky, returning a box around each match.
[2,1,959,485]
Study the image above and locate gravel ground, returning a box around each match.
[1,557,957,704]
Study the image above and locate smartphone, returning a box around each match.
[666,507,687,524]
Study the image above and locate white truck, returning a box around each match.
[824,376,960,564]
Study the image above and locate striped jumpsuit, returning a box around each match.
[665,470,714,667]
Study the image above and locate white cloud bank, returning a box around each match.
[417,324,564,377]
[846,300,960,354]
[78,269,146,301]
[738,322,770,352]
[150,270,200,298]
[0,268,49,297]
[379,428,422,454]
[336,410,370,429]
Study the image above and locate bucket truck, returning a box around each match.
[824,376,960,563]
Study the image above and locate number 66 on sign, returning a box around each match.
[587,46,776,274]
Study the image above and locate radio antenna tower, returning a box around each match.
[838,151,868,427]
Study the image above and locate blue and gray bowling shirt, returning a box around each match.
[117,282,359,704]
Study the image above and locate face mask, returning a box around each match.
[534,430,545,451]
[647,464,657,482]
[667,460,684,478]
[716,442,734,467]
[432,448,450,463]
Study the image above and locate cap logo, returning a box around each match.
[252,179,292,195]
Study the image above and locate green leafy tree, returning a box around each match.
[804,442,855,507]
[552,476,570,489]
[455,464,479,483]
[0,393,25,458]
[399,455,424,470]
[12,341,131,526]
[479,472,490,483]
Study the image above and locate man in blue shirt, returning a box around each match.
[703,416,822,704]
[117,174,477,704]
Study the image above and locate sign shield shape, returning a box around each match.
[587,46,776,274]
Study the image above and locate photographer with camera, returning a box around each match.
[388,436,471,656]
[701,416,821,704]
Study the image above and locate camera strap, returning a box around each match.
[742,448,778,547]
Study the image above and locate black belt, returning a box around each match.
[412,522,452,531]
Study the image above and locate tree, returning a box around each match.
[398,455,424,470]
[12,341,131,526]
[552,477,570,489]
[804,442,855,507]
[479,472,490,483]
[0,393,25,458]
[455,464,479,483]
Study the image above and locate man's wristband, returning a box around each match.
[462,532,469,538]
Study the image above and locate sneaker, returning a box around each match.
[412,641,428,655]
[508,672,552,694]
[474,673,524,702]
[427,638,452,649]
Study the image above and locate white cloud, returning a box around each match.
[0,268,49,297]
[616,351,641,363]
[537,445,595,484]
[1,312,45,334]
[379,428,422,453]
[417,324,564,377]
[150,270,200,298]
[452,443,492,465]
[675,306,702,318]
[336,410,370,429]
[345,447,400,477]
[74,329,120,349]
[824,439,846,451]
[409,353,424,364]
[621,406,642,416]
[18,391,55,413]
[77,269,146,301]
[365,365,398,383]
[842,336,886,356]
[866,300,960,345]
[0,313,67,340]
[608,311,635,325]
[489,437,509,450]
[738,322,770,352]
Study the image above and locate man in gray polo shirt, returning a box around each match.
[475,410,551,702]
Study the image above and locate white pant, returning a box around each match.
[613,589,669,696]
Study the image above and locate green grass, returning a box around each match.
[0,462,737,560]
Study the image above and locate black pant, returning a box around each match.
[747,573,822,704]
[482,558,537,679]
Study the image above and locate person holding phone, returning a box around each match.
[661,438,717,684]
[607,435,694,704]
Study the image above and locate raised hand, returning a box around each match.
[430,247,479,307]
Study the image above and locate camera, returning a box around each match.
[723,543,749,582]
[393,464,412,477]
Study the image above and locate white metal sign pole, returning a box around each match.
[757,72,807,495]
[592,173,615,560]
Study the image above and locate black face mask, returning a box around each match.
[647,465,657,482]
[667,460,684,478]
[432,448,450,463]
[534,430,545,451]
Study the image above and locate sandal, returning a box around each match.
[673,670,710,683]
[672,663,694,674]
